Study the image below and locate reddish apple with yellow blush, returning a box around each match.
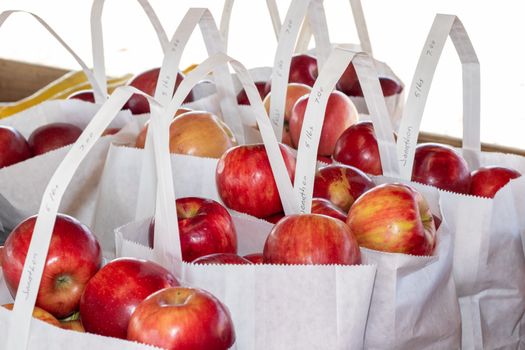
[2,303,61,327]
[135,108,192,149]
[470,166,521,198]
[313,164,374,212]
[216,143,296,218]
[148,197,237,263]
[289,91,358,156]
[311,198,347,222]
[127,287,235,350]
[333,121,382,175]
[347,183,436,256]
[263,214,361,265]
[79,258,178,339]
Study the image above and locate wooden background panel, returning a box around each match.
[0,58,67,102]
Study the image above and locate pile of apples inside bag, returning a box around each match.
[0,54,521,350]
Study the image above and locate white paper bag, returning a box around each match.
[115,52,377,350]
[0,78,169,348]
[291,46,460,348]
[0,11,139,237]
[396,14,525,349]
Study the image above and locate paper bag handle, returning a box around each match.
[5,85,164,350]
[134,8,243,223]
[149,52,299,272]
[0,10,104,105]
[268,0,332,142]
[294,47,398,213]
[396,14,480,180]
[295,0,373,56]
[90,0,169,103]
[220,0,282,49]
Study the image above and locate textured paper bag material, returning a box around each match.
[396,14,525,349]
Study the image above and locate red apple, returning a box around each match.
[333,121,382,175]
[347,183,436,256]
[470,166,521,198]
[311,198,347,222]
[124,68,194,115]
[216,143,296,218]
[289,91,359,156]
[288,54,318,87]
[317,154,333,164]
[148,197,237,263]
[263,212,285,224]
[263,214,361,265]
[2,214,101,318]
[127,287,235,350]
[337,64,403,98]
[192,253,252,265]
[67,90,96,103]
[2,303,61,327]
[313,164,374,212]
[237,81,270,106]
[412,143,471,194]
[79,258,178,339]
[28,123,83,156]
[0,126,32,168]
[243,253,264,264]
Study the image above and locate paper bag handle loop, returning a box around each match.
[396,14,480,180]
[294,47,398,213]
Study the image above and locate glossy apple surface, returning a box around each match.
[79,258,178,339]
[67,90,96,103]
[470,166,521,198]
[148,197,237,263]
[28,123,83,156]
[216,143,296,218]
[263,212,285,224]
[135,108,192,148]
[243,253,264,264]
[289,91,358,156]
[124,68,193,115]
[288,54,318,87]
[127,287,235,350]
[2,214,101,318]
[0,126,32,168]
[263,214,361,265]
[333,121,382,175]
[412,143,471,194]
[2,303,61,327]
[337,66,403,97]
[192,253,252,265]
[168,111,237,158]
[311,198,347,222]
[313,164,374,212]
[347,183,436,255]
[237,81,270,106]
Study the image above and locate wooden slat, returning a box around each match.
[418,131,525,157]
[0,58,68,102]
